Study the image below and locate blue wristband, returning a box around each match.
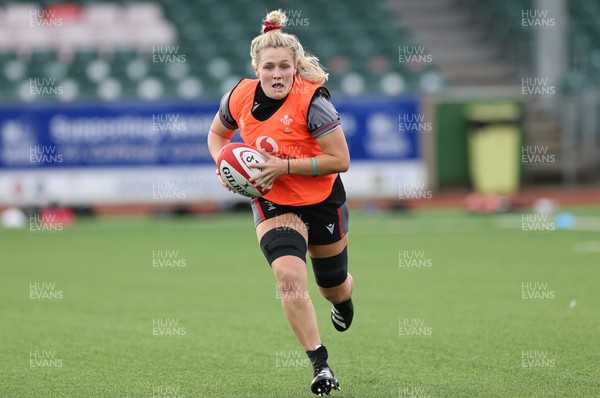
[311,157,317,177]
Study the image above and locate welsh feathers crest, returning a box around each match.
[280,115,293,133]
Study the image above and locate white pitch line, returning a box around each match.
[572,241,600,254]
[496,215,600,232]
[567,217,600,231]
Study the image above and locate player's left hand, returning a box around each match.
[248,149,287,188]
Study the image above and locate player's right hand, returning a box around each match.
[215,168,232,191]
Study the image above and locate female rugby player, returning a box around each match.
[207,10,354,396]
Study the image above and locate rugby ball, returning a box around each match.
[217,143,272,198]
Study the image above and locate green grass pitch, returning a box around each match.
[1,208,599,397]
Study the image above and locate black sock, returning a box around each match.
[334,298,353,313]
[306,344,328,370]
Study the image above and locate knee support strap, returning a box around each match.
[260,227,307,266]
[310,247,348,288]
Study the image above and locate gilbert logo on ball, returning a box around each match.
[217,143,272,198]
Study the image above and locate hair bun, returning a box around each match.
[262,9,287,33]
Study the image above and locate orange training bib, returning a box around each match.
[228,78,337,206]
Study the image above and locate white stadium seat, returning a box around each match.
[55,24,97,55]
[82,3,121,25]
[5,3,39,26]
[124,2,163,24]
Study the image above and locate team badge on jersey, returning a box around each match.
[280,114,293,134]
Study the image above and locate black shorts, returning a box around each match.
[250,175,349,245]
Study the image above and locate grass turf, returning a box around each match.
[1,208,599,397]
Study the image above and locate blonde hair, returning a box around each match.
[250,9,328,84]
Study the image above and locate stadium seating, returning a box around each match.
[0,0,439,102]
[2,0,597,102]
[471,0,600,92]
